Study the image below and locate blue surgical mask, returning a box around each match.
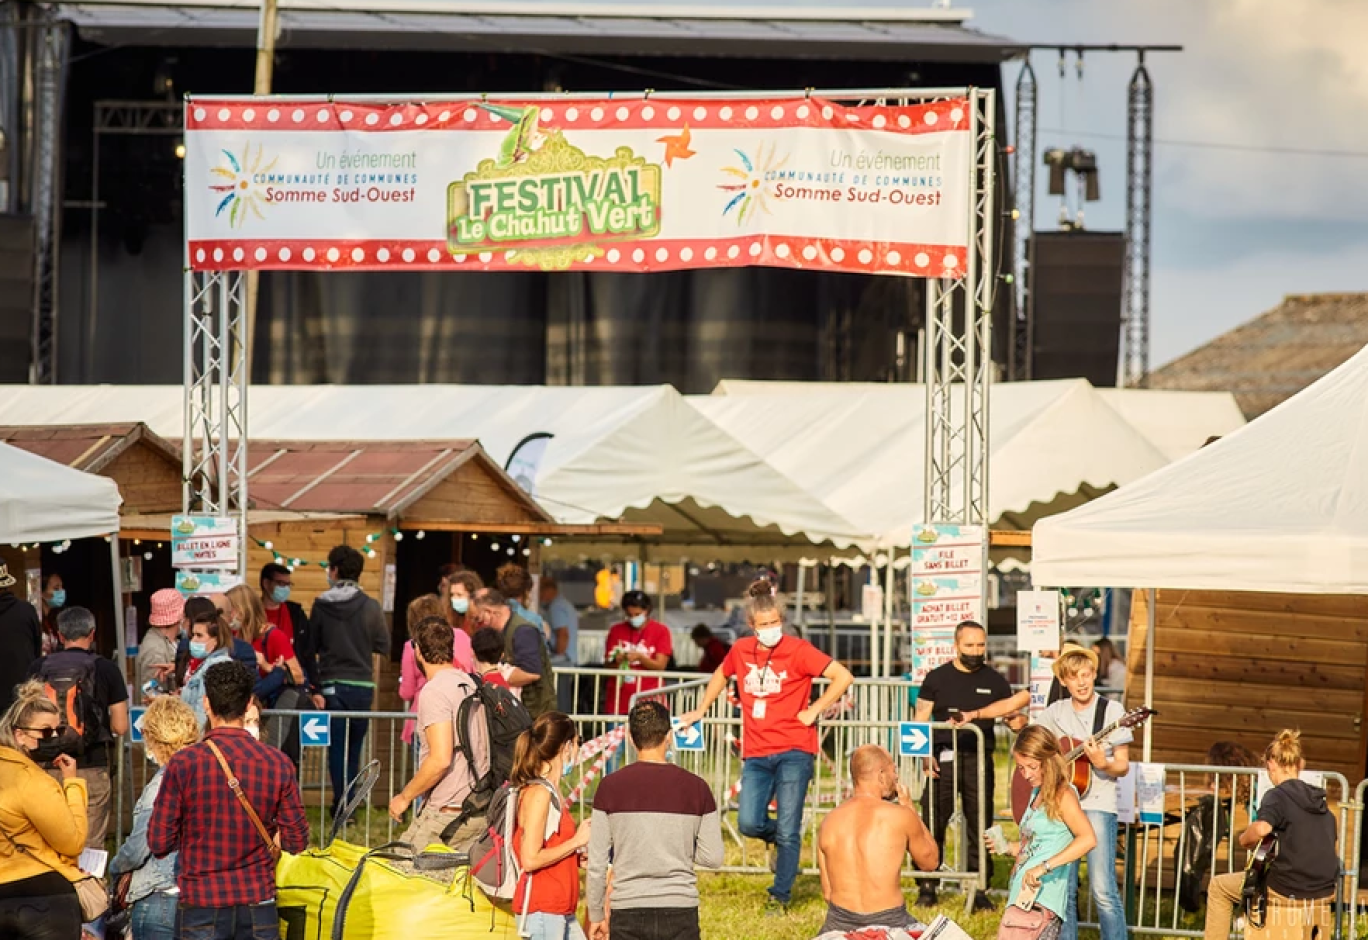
[756,627,783,648]
[50,590,66,608]
[452,596,469,614]
[189,641,210,659]
[271,585,291,604]
[628,614,646,628]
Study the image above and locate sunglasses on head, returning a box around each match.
[18,727,61,740]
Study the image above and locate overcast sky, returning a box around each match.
[965,0,1368,367]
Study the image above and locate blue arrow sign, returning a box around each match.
[300,712,331,747]
[898,722,932,758]
[672,722,704,752]
[129,707,146,744]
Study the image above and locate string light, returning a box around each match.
[415,531,426,540]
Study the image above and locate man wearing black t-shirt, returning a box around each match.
[912,620,1018,910]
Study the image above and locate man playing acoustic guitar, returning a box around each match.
[1202,730,1336,940]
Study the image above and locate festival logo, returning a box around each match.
[718,143,786,224]
[742,662,787,699]
[446,109,663,271]
[210,143,276,228]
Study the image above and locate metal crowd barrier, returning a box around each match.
[1345,777,1365,940]
[627,675,991,913]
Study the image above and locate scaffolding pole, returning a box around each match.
[1009,60,1037,382]
[1122,57,1153,388]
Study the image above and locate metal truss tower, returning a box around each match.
[1122,57,1153,388]
[923,87,996,527]
[1009,61,1037,381]
[29,19,66,384]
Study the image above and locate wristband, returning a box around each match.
[1042,860,1052,873]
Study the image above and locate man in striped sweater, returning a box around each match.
[587,701,725,940]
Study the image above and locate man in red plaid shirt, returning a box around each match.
[150,661,309,939]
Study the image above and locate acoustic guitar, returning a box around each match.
[1242,833,1279,928]
[1010,706,1156,824]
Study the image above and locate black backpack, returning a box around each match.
[442,673,532,837]
[39,651,108,756]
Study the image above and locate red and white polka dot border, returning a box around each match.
[186,98,971,136]
[190,238,966,276]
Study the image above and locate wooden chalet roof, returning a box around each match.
[245,438,556,522]
[0,422,180,472]
[1149,293,1368,419]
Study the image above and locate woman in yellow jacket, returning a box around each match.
[0,680,88,940]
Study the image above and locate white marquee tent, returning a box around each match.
[0,441,122,544]
[0,384,864,557]
[1033,342,1368,595]
[697,379,1175,546]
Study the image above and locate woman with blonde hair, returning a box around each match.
[992,725,1095,940]
[226,583,303,686]
[1202,730,1336,940]
[109,696,201,940]
[0,680,87,940]
[399,594,474,746]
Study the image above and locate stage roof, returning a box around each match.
[56,1,1022,60]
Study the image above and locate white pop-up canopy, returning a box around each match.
[0,384,864,555]
[1033,343,1368,595]
[697,379,1173,545]
[0,441,122,543]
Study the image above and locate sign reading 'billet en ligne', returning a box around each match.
[184,96,972,277]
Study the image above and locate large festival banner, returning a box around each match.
[184,95,972,276]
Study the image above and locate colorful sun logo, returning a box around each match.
[718,144,787,223]
[210,144,275,228]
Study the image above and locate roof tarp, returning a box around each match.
[0,385,864,554]
[1032,343,1368,594]
[696,379,1172,544]
[0,441,122,543]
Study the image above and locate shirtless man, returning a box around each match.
[816,745,939,935]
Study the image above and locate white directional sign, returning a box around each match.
[673,721,705,753]
[899,722,932,758]
[300,712,331,747]
[129,707,146,743]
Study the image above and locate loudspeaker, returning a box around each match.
[0,215,34,382]
[1029,231,1125,387]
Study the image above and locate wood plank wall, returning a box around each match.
[1127,589,1368,783]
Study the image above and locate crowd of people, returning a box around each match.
[0,555,1346,940]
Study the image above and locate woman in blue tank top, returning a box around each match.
[994,726,1097,940]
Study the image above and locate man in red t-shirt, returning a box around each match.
[602,590,672,715]
[680,582,853,910]
[259,562,319,694]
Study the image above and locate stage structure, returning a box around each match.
[181,88,997,635]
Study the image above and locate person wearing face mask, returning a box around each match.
[602,591,673,717]
[398,594,473,747]
[509,712,592,940]
[911,619,1016,910]
[678,579,853,913]
[39,573,67,657]
[177,606,234,727]
[109,696,201,940]
[260,563,319,694]
[443,570,484,638]
[0,680,87,940]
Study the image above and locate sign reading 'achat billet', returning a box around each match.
[183,95,972,278]
[908,524,986,684]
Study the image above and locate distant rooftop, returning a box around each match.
[1149,293,1368,419]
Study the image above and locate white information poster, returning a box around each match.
[1028,654,1056,720]
[1136,763,1166,825]
[1116,763,1138,824]
[1016,590,1061,652]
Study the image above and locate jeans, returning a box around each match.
[520,912,586,940]
[1062,810,1126,940]
[131,892,178,940]
[324,684,374,815]
[609,908,701,940]
[737,750,815,904]
[174,902,278,940]
[0,873,81,940]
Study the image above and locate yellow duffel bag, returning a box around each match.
[276,841,520,940]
